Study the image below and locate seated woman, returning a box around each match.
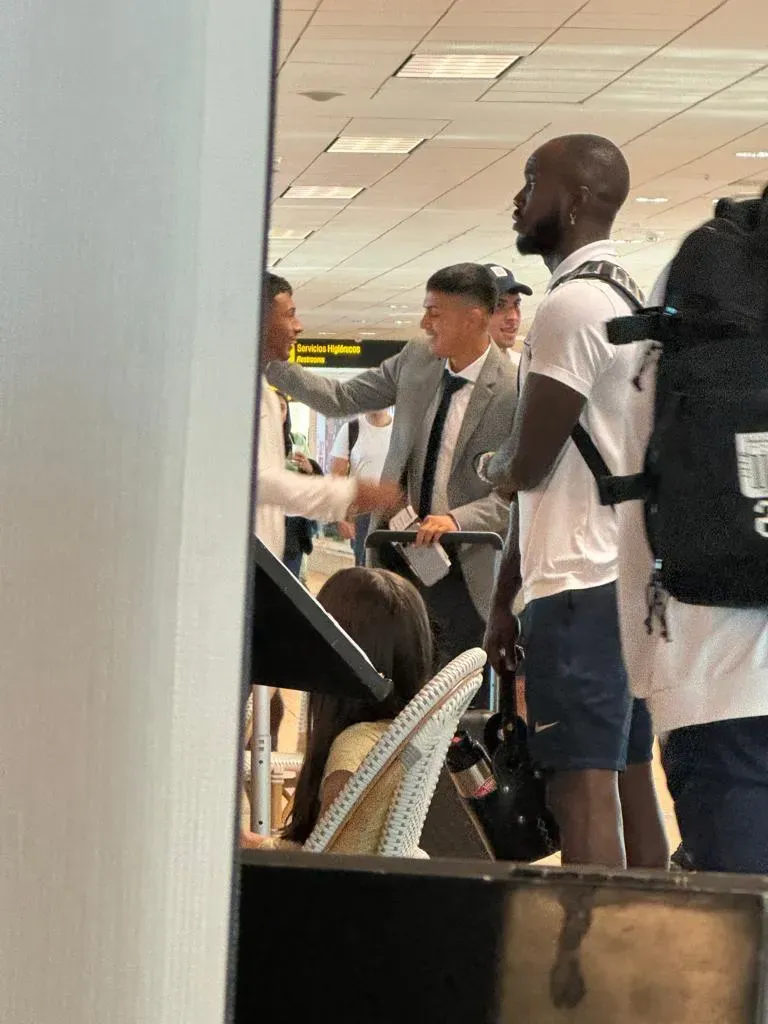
[242,567,433,853]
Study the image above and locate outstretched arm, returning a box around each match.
[266,349,402,417]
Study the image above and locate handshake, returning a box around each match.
[346,479,403,519]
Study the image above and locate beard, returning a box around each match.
[516,210,562,258]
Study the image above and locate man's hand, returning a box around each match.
[337,520,355,541]
[414,514,458,547]
[484,602,521,675]
[352,479,403,517]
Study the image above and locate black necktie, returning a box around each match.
[418,369,469,519]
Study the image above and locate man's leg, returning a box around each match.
[525,583,653,868]
[353,513,371,567]
[548,769,625,867]
[417,563,490,706]
[619,700,669,868]
[662,717,768,873]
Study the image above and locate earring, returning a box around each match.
[569,211,577,227]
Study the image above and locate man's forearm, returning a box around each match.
[491,499,521,611]
[485,433,519,492]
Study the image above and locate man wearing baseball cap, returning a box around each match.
[484,264,532,366]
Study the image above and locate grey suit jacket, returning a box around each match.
[267,340,517,620]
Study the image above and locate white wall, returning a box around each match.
[0,0,275,1020]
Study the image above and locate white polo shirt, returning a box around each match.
[518,240,641,605]
[617,273,768,734]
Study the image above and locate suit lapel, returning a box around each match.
[450,344,500,474]
[410,357,445,503]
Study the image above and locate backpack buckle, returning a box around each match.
[607,307,679,346]
[596,473,648,507]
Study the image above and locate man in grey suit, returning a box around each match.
[267,263,517,702]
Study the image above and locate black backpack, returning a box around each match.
[347,417,359,460]
[584,189,768,618]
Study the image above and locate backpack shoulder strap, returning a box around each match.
[551,260,645,310]
[549,261,645,506]
[348,418,360,460]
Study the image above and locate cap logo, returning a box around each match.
[489,265,507,278]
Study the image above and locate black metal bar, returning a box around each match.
[366,529,504,551]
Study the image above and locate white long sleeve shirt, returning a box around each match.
[255,381,356,558]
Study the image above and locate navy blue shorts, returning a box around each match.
[662,717,768,874]
[521,582,653,773]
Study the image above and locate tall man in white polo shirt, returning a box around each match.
[481,135,668,869]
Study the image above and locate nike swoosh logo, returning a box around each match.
[534,721,559,734]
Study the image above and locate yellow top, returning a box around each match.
[323,720,389,780]
[262,719,400,854]
[319,719,401,855]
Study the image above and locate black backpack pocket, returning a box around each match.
[647,387,768,606]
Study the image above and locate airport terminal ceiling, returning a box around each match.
[267,0,768,340]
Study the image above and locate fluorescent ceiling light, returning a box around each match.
[396,53,520,80]
[268,228,312,240]
[635,196,668,204]
[281,185,364,200]
[327,136,425,154]
[735,150,768,159]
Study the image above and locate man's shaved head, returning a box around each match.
[512,134,630,262]
[547,134,630,215]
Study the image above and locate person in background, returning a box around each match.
[618,269,768,874]
[255,273,401,560]
[255,274,402,749]
[484,264,533,369]
[241,567,433,851]
[331,409,394,566]
[276,390,323,580]
[480,134,667,870]
[267,264,516,707]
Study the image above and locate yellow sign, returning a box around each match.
[288,339,406,369]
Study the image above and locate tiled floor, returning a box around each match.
[273,562,682,862]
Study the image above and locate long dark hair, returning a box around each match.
[283,568,433,844]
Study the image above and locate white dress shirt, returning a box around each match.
[429,343,491,518]
[254,381,356,558]
[505,347,522,370]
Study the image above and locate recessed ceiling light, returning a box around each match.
[396,53,520,80]
[735,150,768,159]
[327,136,425,155]
[359,331,377,336]
[268,228,312,240]
[317,332,336,336]
[281,185,364,200]
[635,196,669,204]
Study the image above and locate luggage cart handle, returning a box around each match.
[366,529,504,551]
